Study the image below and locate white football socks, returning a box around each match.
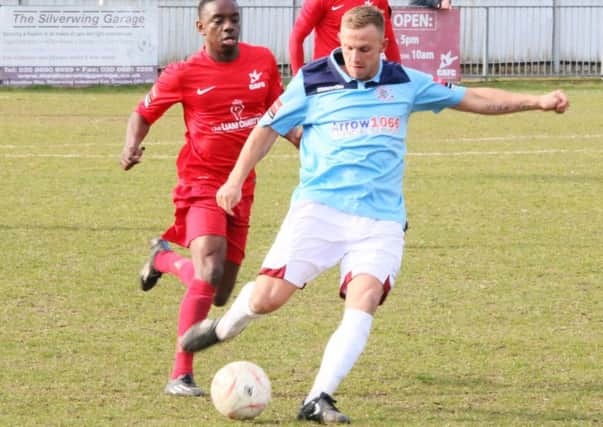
[215,281,261,341]
[305,308,373,404]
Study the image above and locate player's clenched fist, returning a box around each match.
[539,90,569,114]
[120,145,145,170]
[216,182,242,216]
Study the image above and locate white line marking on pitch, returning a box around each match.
[409,149,603,157]
[440,134,603,142]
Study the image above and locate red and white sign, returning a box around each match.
[391,8,461,81]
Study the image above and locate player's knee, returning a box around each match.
[213,290,232,307]
[248,296,276,314]
[197,261,224,286]
[248,279,293,314]
[213,297,228,307]
[344,278,384,314]
[249,290,285,314]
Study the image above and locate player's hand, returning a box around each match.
[216,182,242,216]
[539,90,569,114]
[120,145,145,170]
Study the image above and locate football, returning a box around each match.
[210,361,272,420]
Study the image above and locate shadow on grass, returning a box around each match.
[406,242,594,250]
[354,373,602,423]
[464,173,603,184]
[416,406,600,424]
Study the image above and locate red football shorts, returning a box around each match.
[162,183,253,265]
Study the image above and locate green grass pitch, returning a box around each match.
[0,80,601,426]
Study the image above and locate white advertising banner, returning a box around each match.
[0,6,158,86]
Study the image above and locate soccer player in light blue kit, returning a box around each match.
[181,6,569,423]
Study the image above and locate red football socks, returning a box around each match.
[171,279,216,378]
[154,251,195,287]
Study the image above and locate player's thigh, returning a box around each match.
[186,194,252,271]
[186,202,229,282]
[183,196,229,247]
[340,218,405,306]
[260,201,346,288]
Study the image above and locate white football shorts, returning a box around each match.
[259,200,405,300]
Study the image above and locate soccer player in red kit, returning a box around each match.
[120,0,298,396]
[289,0,401,75]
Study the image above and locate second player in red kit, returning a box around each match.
[289,0,402,75]
[120,0,298,396]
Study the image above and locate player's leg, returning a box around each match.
[211,193,253,307]
[217,275,298,336]
[298,275,382,424]
[167,234,227,396]
[151,245,195,287]
[180,200,342,353]
[213,260,239,306]
[179,273,299,353]
[168,192,254,394]
[309,274,384,396]
[140,199,198,291]
[140,237,196,291]
[166,198,232,396]
[299,215,405,423]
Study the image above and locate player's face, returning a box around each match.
[197,0,241,61]
[339,24,387,81]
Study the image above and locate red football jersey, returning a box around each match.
[289,0,401,74]
[136,43,283,196]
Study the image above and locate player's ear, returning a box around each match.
[381,37,388,53]
[196,19,207,36]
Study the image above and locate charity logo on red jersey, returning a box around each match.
[230,99,244,121]
[211,99,261,133]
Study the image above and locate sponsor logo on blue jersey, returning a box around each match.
[330,116,401,138]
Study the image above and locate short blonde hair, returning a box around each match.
[341,6,385,36]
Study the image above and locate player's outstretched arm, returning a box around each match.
[217,125,280,215]
[454,87,569,115]
[120,112,150,170]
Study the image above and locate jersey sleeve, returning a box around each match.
[258,73,308,135]
[407,68,466,113]
[383,3,402,63]
[289,0,324,75]
[135,63,183,124]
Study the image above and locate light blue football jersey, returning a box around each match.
[259,48,466,225]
